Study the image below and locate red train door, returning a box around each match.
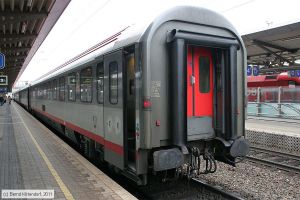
[187,46,214,140]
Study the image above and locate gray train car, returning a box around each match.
[17,87,29,110]
[14,6,249,185]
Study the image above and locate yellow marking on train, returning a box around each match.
[13,104,75,200]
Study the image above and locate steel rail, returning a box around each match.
[250,146,300,161]
[247,147,300,174]
[191,178,244,200]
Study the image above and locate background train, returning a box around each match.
[14,6,249,185]
[247,72,300,103]
[247,72,300,88]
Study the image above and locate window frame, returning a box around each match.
[80,66,93,103]
[96,62,104,104]
[48,81,52,100]
[59,76,66,101]
[67,72,76,102]
[53,79,58,100]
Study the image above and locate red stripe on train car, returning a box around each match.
[32,107,124,156]
[104,140,124,156]
[64,121,105,145]
[33,108,64,125]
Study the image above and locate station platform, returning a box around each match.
[245,117,300,153]
[0,102,137,200]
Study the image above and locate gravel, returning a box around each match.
[197,160,300,200]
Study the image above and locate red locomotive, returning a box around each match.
[247,72,300,103]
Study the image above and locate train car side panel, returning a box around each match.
[104,50,124,169]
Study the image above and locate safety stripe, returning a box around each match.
[0,122,23,124]
[32,107,124,156]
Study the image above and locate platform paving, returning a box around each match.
[0,102,137,200]
[246,117,300,137]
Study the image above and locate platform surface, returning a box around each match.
[246,117,300,137]
[0,102,137,200]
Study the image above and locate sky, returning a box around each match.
[14,0,300,88]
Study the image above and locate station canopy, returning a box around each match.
[0,0,70,91]
[242,21,300,74]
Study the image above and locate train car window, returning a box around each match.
[41,85,44,99]
[48,82,53,100]
[266,75,277,80]
[80,67,93,102]
[41,87,43,99]
[199,56,210,93]
[46,84,49,100]
[59,77,66,101]
[41,85,43,99]
[39,86,42,99]
[68,73,76,101]
[32,88,36,99]
[44,84,47,100]
[96,62,104,104]
[38,87,42,99]
[53,79,58,100]
[109,61,118,104]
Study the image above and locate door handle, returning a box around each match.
[190,75,195,85]
[93,116,97,128]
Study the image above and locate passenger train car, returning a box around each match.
[14,6,249,185]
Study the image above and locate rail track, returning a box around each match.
[247,146,300,174]
[131,176,245,200]
[190,178,244,200]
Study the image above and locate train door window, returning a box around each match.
[59,77,66,101]
[109,61,118,104]
[80,67,93,102]
[68,73,76,101]
[199,56,211,93]
[53,79,58,100]
[96,62,104,104]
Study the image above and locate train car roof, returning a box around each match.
[32,6,243,86]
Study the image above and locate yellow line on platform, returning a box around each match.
[0,122,23,124]
[13,104,75,200]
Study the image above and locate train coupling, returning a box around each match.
[175,146,217,179]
